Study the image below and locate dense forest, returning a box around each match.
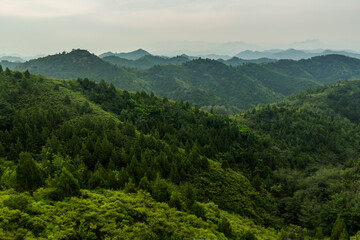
[0,64,360,239]
[3,49,360,114]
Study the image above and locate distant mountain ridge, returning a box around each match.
[0,56,24,62]
[101,53,276,69]
[236,48,360,60]
[102,54,191,69]
[4,49,360,114]
[99,49,151,60]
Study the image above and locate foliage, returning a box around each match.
[331,215,349,240]
[15,152,43,194]
[1,68,360,238]
[9,50,360,113]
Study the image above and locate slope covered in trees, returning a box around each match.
[7,50,360,114]
[13,49,149,92]
[0,68,281,238]
[239,79,360,236]
[1,67,360,238]
[264,54,360,84]
[102,55,190,69]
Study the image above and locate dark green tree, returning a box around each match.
[151,174,170,202]
[138,175,150,192]
[217,217,233,238]
[64,95,71,105]
[15,152,43,194]
[183,182,196,207]
[0,65,3,72]
[331,215,349,240]
[5,67,11,76]
[24,70,30,78]
[169,191,183,210]
[124,177,137,193]
[53,167,80,200]
[13,71,23,80]
[315,228,324,239]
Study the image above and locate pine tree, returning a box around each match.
[138,175,150,192]
[217,217,233,238]
[24,70,30,78]
[16,152,43,194]
[54,167,80,200]
[331,215,349,240]
[183,182,196,208]
[315,228,324,239]
[5,67,11,76]
[169,191,183,210]
[169,163,181,184]
[151,174,170,202]
[124,178,136,193]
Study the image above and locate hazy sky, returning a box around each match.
[1,0,360,56]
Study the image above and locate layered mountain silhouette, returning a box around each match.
[236,48,360,60]
[4,49,360,113]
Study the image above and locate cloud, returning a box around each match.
[0,0,99,18]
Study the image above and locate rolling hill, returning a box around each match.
[236,48,360,60]
[5,49,360,114]
[239,79,360,236]
[1,66,360,238]
[0,68,282,238]
[99,48,151,60]
[102,54,190,69]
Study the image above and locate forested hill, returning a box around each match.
[239,79,360,236]
[0,68,281,239]
[13,49,149,92]
[264,54,360,84]
[1,67,360,238]
[102,54,190,68]
[5,50,360,114]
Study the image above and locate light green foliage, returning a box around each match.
[0,189,278,239]
[1,68,360,238]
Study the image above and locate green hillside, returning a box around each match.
[102,55,190,69]
[14,49,149,92]
[0,68,281,239]
[219,57,277,66]
[239,79,360,236]
[1,67,360,238]
[8,50,360,115]
[265,54,360,84]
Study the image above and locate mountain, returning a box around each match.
[264,54,360,84]
[0,56,24,62]
[138,59,290,112]
[236,48,360,60]
[1,67,360,238]
[199,54,232,60]
[99,48,151,60]
[219,57,277,66]
[0,60,22,69]
[269,48,316,60]
[12,49,149,92]
[320,50,360,59]
[102,54,190,69]
[235,50,268,60]
[0,69,281,238]
[6,50,360,114]
[239,79,360,235]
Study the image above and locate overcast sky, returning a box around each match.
[1,0,359,56]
